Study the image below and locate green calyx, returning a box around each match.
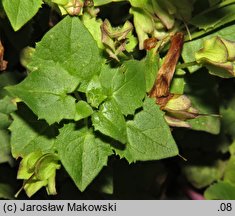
[195,36,235,78]
[163,94,198,128]
[53,0,84,16]
[16,152,60,197]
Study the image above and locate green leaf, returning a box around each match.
[190,4,235,31]
[116,98,178,163]
[29,16,102,82]
[99,65,118,96]
[224,156,235,187]
[182,25,235,73]
[221,97,235,139]
[229,141,235,156]
[128,0,148,8]
[0,129,12,165]
[170,69,185,94]
[75,100,93,121]
[130,7,155,50]
[51,0,69,5]
[7,64,79,124]
[0,96,17,114]
[126,34,138,53]
[86,76,107,108]
[100,60,146,116]
[7,17,102,124]
[99,60,146,115]
[92,99,127,144]
[182,162,225,189]
[9,105,57,158]
[151,0,175,29]
[2,0,43,31]
[0,89,17,130]
[0,183,14,199]
[0,113,11,129]
[204,181,235,200]
[0,72,22,99]
[56,123,113,191]
[82,14,104,50]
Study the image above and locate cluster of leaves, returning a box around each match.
[0,0,235,199]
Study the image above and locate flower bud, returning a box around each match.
[20,46,35,69]
[54,0,83,16]
[163,94,199,120]
[64,0,83,16]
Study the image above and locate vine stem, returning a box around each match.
[176,61,198,70]
[178,154,187,161]
[185,29,208,41]
[84,117,88,128]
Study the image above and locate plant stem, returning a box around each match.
[74,91,81,101]
[84,117,89,128]
[185,29,207,41]
[176,61,198,70]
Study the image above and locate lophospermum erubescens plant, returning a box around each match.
[0,0,235,199]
